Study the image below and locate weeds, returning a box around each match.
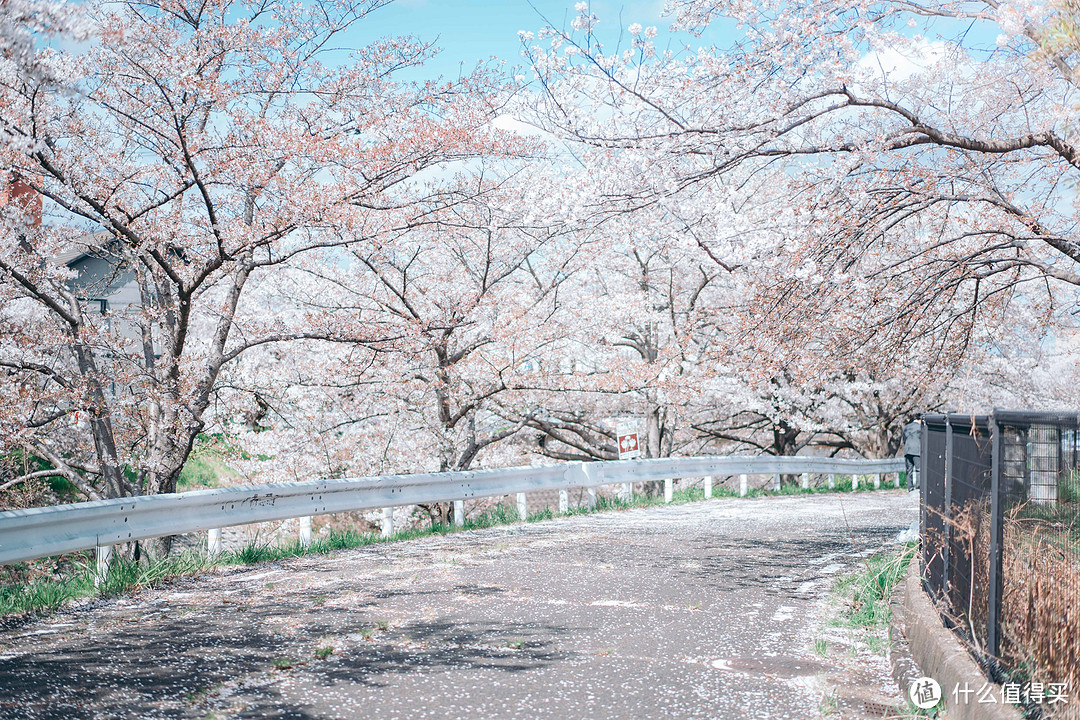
[819,691,839,716]
[0,550,214,617]
[834,542,917,638]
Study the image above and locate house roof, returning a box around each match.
[49,230,114,268]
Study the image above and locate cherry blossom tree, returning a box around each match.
[493,200,734,483]
[214,162,594,522]
[0,0,87,83]
[523,0,1080,375]
[0,0,516,551]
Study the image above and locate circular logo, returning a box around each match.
[909,677,942,709]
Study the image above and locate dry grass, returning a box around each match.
[926,496,1080,718]
[1001,515,1080,719]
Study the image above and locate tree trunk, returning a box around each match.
[641,396,665,496]
[773,419,801,486]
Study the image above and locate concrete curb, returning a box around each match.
[890,562,1022,720]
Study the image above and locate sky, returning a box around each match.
[341,0,728,81]
[340,0,1005,85]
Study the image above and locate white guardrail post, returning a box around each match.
[801,473,810,490]
[772,473,781,492]
[828,474,835,489]
[704,476,713,499]
[567,461,598,509]
[454,500,464,527]
[0,455,906,566]
[558,489,569,514]
[853,475,860,490]
[299,516,313,547]
[664,478,673,503]
[207,528,223,558]
[95,544,112,586]
[516,493,527,521]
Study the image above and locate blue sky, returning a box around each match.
[342,0,718,80]
[341,0,1005,83]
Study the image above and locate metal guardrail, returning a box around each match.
[0,455,904,567]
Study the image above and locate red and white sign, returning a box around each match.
[616,423,641,460]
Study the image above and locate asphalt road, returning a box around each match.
[0,491,918,720]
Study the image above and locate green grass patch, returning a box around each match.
[0,550,214,617]
[834,542,917,636]
[178,440,238,491]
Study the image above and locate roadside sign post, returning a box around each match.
[616,423,642,460]
[616,423,641,502]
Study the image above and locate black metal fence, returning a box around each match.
[921,411,1080,711]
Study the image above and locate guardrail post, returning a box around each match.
[381,507,394,538]
[95,545,112,586]
[852,475,860,490]
[619,482,632,503]
[571,462,598,509]
[801,473,809,490]
[516,492,527,521]
[704,476,713,499]
[873,474,881,490]
[299,516,313,547]
[893,472,900,488]
[207,528,223,558]
[739,474,748,497]
[559,489,569,513]
[454,500,465,527]
[828,474,835,489]
[772,473,781,492]
[664,478,673,503]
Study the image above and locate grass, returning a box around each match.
[833,542,917,642]
[177,439,238,491]
[902,698,942,718]
[0,474,902,619]
[1060,472,1080,504]
[1013,474,1080,546]
[819,691,839,716]
[0,550,216,617]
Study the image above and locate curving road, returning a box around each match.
[0,491,918,720]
